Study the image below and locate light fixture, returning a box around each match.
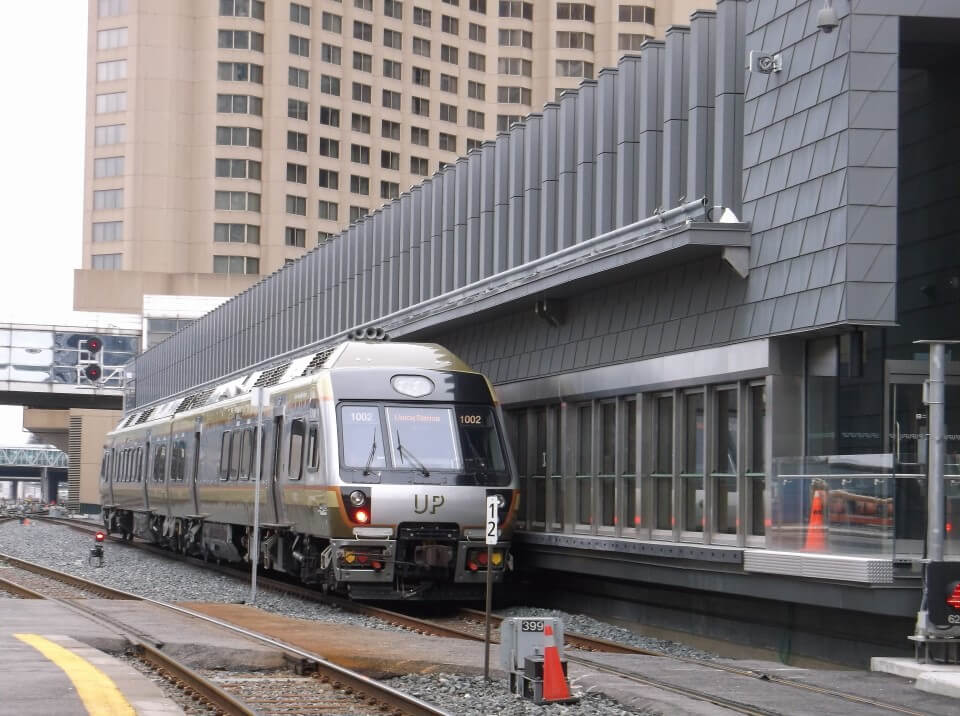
[817,0,839,34]
[391,374,434,397]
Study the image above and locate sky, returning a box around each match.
[0,2,88,444]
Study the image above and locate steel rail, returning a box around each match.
[0,576,45,599]
[0,552,139,600]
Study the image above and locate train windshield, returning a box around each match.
[385,406,460,471]
[341,405,387,470]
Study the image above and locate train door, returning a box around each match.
[269,415,283,523]
[190,427,201,514]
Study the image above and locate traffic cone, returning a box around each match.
[541,624,572,701]
[804,489,826,551]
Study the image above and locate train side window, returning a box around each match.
[137,447,143,482]
[171,440,186,481]
[219,432,231,480]
[153,444,167,482]
[306,422,320,471]
[238,428,253,480]
[230,429,242,480]
[289,418,305,480]
[102,450,110,482]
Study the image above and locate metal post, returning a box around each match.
[927,343,946,562]
[249,388,265,604]
[484,543,493,680]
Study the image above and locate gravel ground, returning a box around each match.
[387,673,661,716]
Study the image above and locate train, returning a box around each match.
[99,341,519,600]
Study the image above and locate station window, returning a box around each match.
[713,388,738,536]
[575,403,592,527]
[681,392,704,533]
[747,384,767,537]
[653,395,673,531]
[622,399,638,530]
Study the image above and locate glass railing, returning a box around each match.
[769,454,960,559]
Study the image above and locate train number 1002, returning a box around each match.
[459,414,484,425]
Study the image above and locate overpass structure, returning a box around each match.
[116,0,960,660]
[0,446,69,503]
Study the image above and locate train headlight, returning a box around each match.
[390,375,434,398]
[349,490,367,507]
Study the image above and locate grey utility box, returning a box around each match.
[500,617,572,702]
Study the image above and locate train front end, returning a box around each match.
[325,342,518,600]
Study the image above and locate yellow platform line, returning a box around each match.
[13,634,136,716]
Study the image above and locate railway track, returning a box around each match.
[29,517,935,716]
[0,544,448,716]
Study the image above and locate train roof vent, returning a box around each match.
[135,407,155,425]
[252,361,291,389]
[301,347,336,376]
[122,413,138,428]
[176,387,215,413]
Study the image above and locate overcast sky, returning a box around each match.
[0,2,87,444]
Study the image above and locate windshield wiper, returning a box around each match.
[395,432,430,477]
[461,432,489,470]
[363,429,379,476]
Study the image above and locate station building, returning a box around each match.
[121,0,958,659]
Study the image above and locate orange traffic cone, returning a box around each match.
[541,624,572,701]
[804,489,826,551]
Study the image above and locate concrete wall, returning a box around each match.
[68,408,121,511]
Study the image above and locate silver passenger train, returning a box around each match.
[99,341,519,600]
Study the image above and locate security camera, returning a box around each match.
[817,5,839,33]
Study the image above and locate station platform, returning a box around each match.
[872,657,960,699]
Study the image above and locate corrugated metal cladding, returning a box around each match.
[131,0,919,409]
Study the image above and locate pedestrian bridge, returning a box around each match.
[0,318,140,410]
[0,445,68,503]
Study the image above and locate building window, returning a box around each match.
[220,0,265,18]
[440,74,458,93]
[497,86,531,104]
[92,253,123,270]
[411,96,430,116]
[353,21,373,41]
[413,37,431,57]
[382,120,401,140]
[413,66,430,87]
[619,4,655,23]
[288,66,309,89]
[382,89,402,110]
[96,59,127,82]
[215,191,261,212]
[557,2,594,21]
[216,126,262,147]
[219,30,264,51]
[319,106,340,127]
[383,59,402,80]
[286,162,307,183]
[350,144,370,164]
[94,156,124,178]
[351,113,371,133]
[217,94,262,115]
[286,194,307,215]
[410,156,429,176]
[213,255,259,274]
[441,45,459,64]
[498,1,532,19]
[288,98,308,121]
[321,11,342,32]
[349,206,369,222]
[285,227,306,247]
[381,150,400,170]
[384,0,403,19]
[289,2,311,25]
[350,175,370,195]
[215,158,261,179]
[320,75,341,96]
[352,82,371,103]
[383,29,403,49]
[468,22,486,42]
[289,35,310,57]
[467,109,485,129]
[411,126,429,146]
[318,231,333,244]
[214,223,259,244]
[317,169,339,189]
[466,137,483,151]
[682,391,705,533]
[438,132,457,152]
[93,189,124,210]
[654,394,673,531]
[286,131,308,152]
[556,59,594,78]
[498,28,532,47]
[439,103,457,123]
[318,200,339,221]
[92,221,123,242]
[498,57,532,76]
[98,0,128,17]
[318,137,340,157]
[321,43,342,65]
[97,27,128,50]
[747,383,766,537]
[496,114,522,131]
[94,124,126,146]
[413,7,431,27]
[470,0,486,13]
[713,388,738,536]
[217,62,263,83]
[468,52,487,71]
[381,181,400,200]
[442,15,459,34]
[353,51,372,72]
[618,33,650,51]
[442,0,459,5]
[557,31,594,50]
[354,0,373,10]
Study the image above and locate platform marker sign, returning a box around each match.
[484,495,499,680]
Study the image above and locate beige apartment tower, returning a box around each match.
[78,0,710,314]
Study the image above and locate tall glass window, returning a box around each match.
[622,399,637,531]
[654,395,673,531]
[713,389,738,536]
[576,403,593,526]
[531,407,547,528]
[599,401,616,527]
[550,405,564,530]
[682,392,704,533]
[747,384,767,537]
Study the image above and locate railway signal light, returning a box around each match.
[926,561,960,627]
[82,336,104,383]
[95,531,106,542]
[84,364,103,382]
[87,337,103,354]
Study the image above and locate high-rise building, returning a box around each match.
[78,0,710,314]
